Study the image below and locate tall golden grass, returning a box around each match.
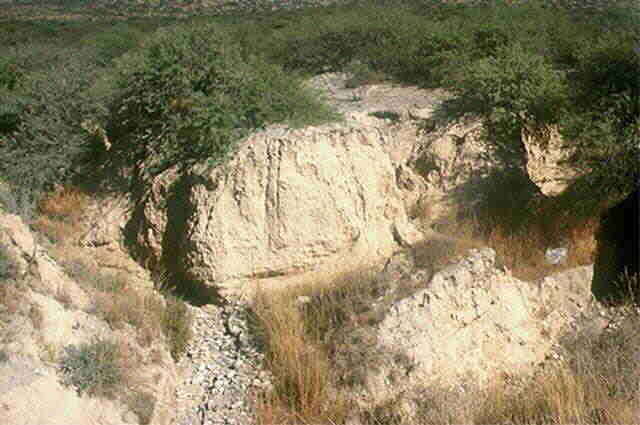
[252,287,349,424]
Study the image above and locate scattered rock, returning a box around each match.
[173,302,270,425]
[545,247,568,265]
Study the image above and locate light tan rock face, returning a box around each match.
[522,125,578,196]
[132,121,426,293]
[373,249,594,400]
[410,117,498,221]
[125,76,512,293]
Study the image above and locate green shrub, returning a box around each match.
[107,23,337,176]
[0,58,22,91]
[59,339,123,398]
[369,111,401,123]
[0,52,110,217]
[559,32,640,195]
[456,43,568,145]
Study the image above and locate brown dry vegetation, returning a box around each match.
[475,305,640,425]
[251,236,483,424]
[32,185,88,245]
[252,287,350,425]
[251,216,635,425]
[439,191,601,282]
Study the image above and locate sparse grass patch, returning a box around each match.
[94,286,155,331]
[126,391,156,425]
[28,302,44,329]
[59,338,126,398]
[160,294,192,361]
[411,237,481,272]
[354,304,639,425]
[476,305,640,425]
[446,172,601,281]
[467,213,598,282]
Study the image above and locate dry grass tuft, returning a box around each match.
[32,185,88,244]
[478,216,598,282]
[477,306,640,425]
[411,237,482,272]
[37,185,88,221]
[252,287,349,425]
[28,302,44,329]
[441,194,600,282]
[0,281,23,317]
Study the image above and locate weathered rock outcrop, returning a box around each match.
[0,211,178,425]
[522,125,579,196]
[372,249,594,402]
[123,76,505,294]
[129,119,426,294]
[92,73,583,296]
[410,117,499,221]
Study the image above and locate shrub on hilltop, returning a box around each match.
[106,23,337,176]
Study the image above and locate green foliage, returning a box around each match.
[0,58,22,91]
[0,19,163,218]
[107,23,337,175]
[369,111,401,123]
[456,43,568,145]
[59,339,123,398]
[559,32,640,195]
[213,0,636,195]
[0,58,99,215]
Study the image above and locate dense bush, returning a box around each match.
[559,32,640,195]
[106,23,337,175]
[0,55,103,216]
[219,0,637,196]
[0,19,166,218]
[455,42,568,146]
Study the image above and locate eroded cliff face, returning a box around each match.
[128,120,424,294]
[0,211,178,425]
[522,125,580,197]
[89,73,581,296]
[369,249,596,408]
